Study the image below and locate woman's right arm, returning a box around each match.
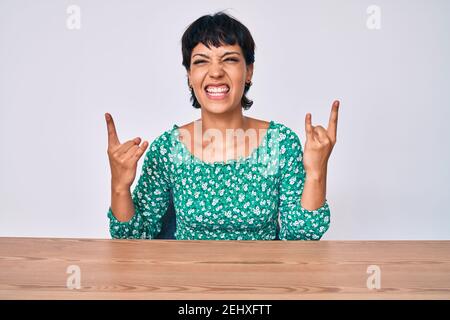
[105,112,148,222]
[105,113,171,239]
[110,186,134,222]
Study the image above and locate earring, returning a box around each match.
[246,80,253,86]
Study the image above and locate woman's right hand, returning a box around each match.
[105,113,149,191]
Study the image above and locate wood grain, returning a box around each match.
[0,238,449,299]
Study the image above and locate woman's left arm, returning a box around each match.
[300,100,339,211]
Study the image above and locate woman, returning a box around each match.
[105,11,339,240]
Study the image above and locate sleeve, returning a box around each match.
[107,136,171,239]
[278,131,331,240]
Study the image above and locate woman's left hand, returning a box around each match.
[302,100,340,178]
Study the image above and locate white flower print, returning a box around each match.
[108,122,330,241]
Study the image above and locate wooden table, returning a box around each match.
[0,238,449,299]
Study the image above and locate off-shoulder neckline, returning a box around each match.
[171,120,276,166]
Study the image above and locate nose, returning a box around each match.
[208,61,225,78]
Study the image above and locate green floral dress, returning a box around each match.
[107,120,330,240]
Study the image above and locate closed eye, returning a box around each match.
[193,58,239,65]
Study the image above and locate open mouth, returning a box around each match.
[204,84,230,100]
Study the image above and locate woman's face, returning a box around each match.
[188,42,253,114]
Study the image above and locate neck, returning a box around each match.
[198,106,248,136]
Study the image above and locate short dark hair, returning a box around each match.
[181,11,255,110]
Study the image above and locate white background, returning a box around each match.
[1,0,449,239]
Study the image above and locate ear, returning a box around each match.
[187,72,191,87]
[246,63,254,82]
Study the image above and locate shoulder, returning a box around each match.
[270,121,303,146]
[172,120,198,147]
[152,128,175,148]
[143,125,179,161]
[245,117,303,153]
[245,116,271,131]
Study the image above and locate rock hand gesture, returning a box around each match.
[302,100,340,178]
[105,113,149,193]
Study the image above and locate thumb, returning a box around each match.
[134,141,149,160]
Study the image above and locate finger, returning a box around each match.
[327,100,339,142]
[105,113,120,147]
[305,113,314,141]
[123,144,140,160]
[116,137,141,155]
[133,141,149,160]
[123,140,148,159]
[314,126,329,144]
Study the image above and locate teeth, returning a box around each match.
[206,86,229,93]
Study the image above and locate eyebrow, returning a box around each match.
[192,51,241,59]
